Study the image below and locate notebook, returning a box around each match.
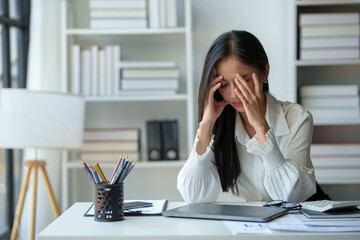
[162,203,288,222]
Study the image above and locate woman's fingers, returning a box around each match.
[253,72,262,99]
[234,77,252,102]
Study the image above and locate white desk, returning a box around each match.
[38,202,360,240]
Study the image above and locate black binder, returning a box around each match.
[161,120,179,160]
[146,120,163,161]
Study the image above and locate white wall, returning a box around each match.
[191,0,291,104]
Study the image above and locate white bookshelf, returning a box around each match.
[60,0,194,210]
[290,0,360,185]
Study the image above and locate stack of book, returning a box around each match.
[119,61,180,94]
[148,0,177,28]
[299,12,360,60]
[300,84,360,124]
[81,128,140,162]
[71,44,121,96]
[311,143,360,183]
[89,0,148,29]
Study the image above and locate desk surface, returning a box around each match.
[38,202,360,240]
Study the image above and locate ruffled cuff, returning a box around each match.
[184,129,216,175]
[246,128,285,171]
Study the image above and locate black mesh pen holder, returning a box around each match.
[94,183,125,221]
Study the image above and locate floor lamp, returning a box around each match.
[0,89,85,240]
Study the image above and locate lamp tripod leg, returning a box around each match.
[29,166,38,240]
[40,165,60,217]
[10,166,32,240]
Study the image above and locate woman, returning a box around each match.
[177,30,316,203]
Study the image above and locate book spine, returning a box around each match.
[71,45,81,94]
[166,0,177,28]
[300,24,360,37]
[299,13,360,25]
[148,0,160,28]
[105,45,113,95]
[113,45,121,95]
[91,45,99,95]
[121,79,178,90]
[90,19,147,29]
[81,49,91,96]
[300,85,359,97]
[300,48,360,60]
[89,0,147,9]
[302,96,360,108]
[300,36,360,49]
[311,144,360,156]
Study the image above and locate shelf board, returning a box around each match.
[66,28,186,36]
[296,59,360,66]
[296,0,360,6]
[67,160,186,169]
[84,93,188,102]
[314,119,360,126]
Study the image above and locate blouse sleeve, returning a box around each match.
[177,130,221,203]
[247,110,316,202]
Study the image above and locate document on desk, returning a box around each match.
[85,199,168,216]
[267,214,360,232]
[224,213,360,234]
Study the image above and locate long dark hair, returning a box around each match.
[198,30,269,194]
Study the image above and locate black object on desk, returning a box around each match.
[162,203,288,222]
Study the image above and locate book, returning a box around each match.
[122,68,180,78]
[311,156,360,168]
[300,24,360,37]
[89,0,147,9]
[313,169,360,183]
[159,0,167,28]
[166,0,177,28]
[300,36,360,49]
[301,96,360,108]
[90,45,99,95]
[105,45,113,95]
[300,85,359,97]
[113,45,121,95]
[90,19,147,29]
[119,89,177,95]
[84,128,140,141]
[148,0,160,28]
[82,141,139,152]
[90,9,147,18]
[98,49,106,95]
[309,108,360,121]
[299,13,360,26]
[81,49,91,96]
[71,45,81,94]
[118,61,177,69]
[121,79,178,90]
[311,143,360,156]
[81,152,140,162]
[300,47,360,60]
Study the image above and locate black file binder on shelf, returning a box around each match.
[146,120,179,161]
[162,120,179,160]
[147,120,163,160]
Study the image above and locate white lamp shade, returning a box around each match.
[0,89,85,150]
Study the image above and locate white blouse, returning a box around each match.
[177,93,316,203]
